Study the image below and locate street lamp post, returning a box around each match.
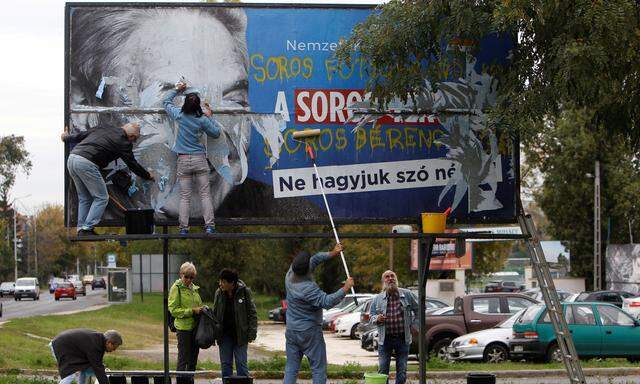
[10,195,31,281]
[593,160,601,291]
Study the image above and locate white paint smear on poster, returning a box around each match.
[273,157,502,198]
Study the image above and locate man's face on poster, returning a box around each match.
[71,8,251,219]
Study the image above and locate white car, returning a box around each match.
[623,297,640,318]
[14,277,40,301]
[335,301,369,339]
[446,309,525,363]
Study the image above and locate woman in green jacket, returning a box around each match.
[169,262,203,384]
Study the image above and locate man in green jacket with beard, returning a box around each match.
[212,268,258,378]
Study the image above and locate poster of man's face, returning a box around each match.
[606,244,640,294]
[66,4,518,227]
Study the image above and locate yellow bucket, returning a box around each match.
[421,212,447,233]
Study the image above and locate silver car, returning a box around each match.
[446,309,525,363]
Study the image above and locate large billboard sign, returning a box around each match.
[65,3,518,227]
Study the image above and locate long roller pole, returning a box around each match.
[305,144,357,299]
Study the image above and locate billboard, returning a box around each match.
[65,3,518,227]
[606,244,640,294]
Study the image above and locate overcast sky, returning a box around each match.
[0,0,384,213]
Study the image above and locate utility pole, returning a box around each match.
[34,214,38,276]
[13,209,18,282]
[594,160,602,291]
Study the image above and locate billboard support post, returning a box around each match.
[162,226,169,384]
[417,217,434,384]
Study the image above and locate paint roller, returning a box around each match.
[292,129,358,302]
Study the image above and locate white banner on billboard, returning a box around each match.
[272,158,502,198]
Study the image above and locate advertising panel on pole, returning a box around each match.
[410,236,473,271]
[65,3,518,227]
[606,244,640,294]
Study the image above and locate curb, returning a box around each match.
[4,367,640,380]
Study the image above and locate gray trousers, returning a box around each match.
[284,327,327,384]
[176,154,214,229]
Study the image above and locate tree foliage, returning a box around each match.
[0,135,32,209]
[337,0,640,146]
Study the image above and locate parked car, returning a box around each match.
[328,297,373,332]
[72,279,86,296]
[82,275,95,286]
[485,281,522,293]
[54,282,77,301]
[573,290,636,308]
[409,293,539,359]
[335,300,371,339]
[269,299,287,323]
[361,328,379,351]
[510,302,640,362]
[447,309,526,363]
[91,277,106,290]
[622,296,640,318]
[49,277,65,294]
[0,282,15,297]
[14,277,40,301]
[520,288,574,302]
[323,294,374,330]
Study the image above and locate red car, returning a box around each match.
[55,282,77,301]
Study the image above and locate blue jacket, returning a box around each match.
[369,288,419,346]
[285,252,346,331]
[163,89,221,154]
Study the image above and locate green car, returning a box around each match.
[510,302,640,362]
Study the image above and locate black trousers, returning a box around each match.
[177,329,200,384]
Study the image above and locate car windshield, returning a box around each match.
[59,282,72,288]
[497,309,526,328]
[16,280,33,286]
[518,305,544,324]
[1,283,12,288]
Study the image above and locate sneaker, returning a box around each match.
[77,228,98,237]
[205,226,216,234]
[179,228,189,235]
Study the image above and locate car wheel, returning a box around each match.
[627,357,639,363]
[350,324,359,340]
[55,297,59,301]
[483,343,508,363]
[430,338,452,361]
[36,295,39,301]
[546,343,563,363]
[73,296,77,301]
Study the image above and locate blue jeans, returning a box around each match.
[218,333,248,378]
[284,328,326,384]
[378,334,409,384]
[67,154,108,231]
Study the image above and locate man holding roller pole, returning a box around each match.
[284,242,354,384]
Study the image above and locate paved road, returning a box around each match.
[0,287,108,320]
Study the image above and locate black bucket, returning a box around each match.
[152,376,169,384]
[467,372,496,384]
[222,377,253,384]
[125,208,155,234]
[131,377,149,384]
[108,376,127,384]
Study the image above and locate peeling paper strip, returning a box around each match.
[95,76,106,99]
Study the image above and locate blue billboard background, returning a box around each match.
[244,6,517,224]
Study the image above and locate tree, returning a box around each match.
[0,135,32,209]
[470,241,511,277]
[337,0,639,145]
